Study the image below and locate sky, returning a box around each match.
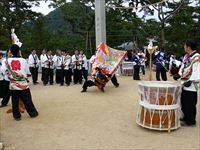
[31,1,55,15]
[31,0,73,15]
[31,0,195,19]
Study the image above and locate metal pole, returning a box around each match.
[149,52,152,81]
[95,0,106,48]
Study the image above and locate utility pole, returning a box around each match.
[95,0,106,48]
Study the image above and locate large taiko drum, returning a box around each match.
[136,81,182,131]
[138,81,181,105]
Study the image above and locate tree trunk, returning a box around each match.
[160,21,165,48]
[86,31,88,50]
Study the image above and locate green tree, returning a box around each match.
[0,0,40,49]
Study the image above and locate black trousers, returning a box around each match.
[60,70,71,85]
[140,65,145,75]
[73,69,82,84]
[29,67,38,83]
[156,66,167,81]
[111,74,119,87]
[133,65,140,80]
[43,68,54,85]
[56,69,62,84]
[0,80,4,98]
[82,80,95,90]
[181,89,197,125]
[1,80,11,106]
[41,67,45,81]
[11,88,38,119]
[69,69,72,82]
[82,67,88,80]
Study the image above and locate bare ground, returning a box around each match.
[0,72,199,150]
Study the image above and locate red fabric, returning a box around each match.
[11,60,21,71]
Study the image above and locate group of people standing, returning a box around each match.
[131,48,173,81]
[28,49,89,86]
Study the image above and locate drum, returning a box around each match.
[169,60,181,76]
[138,81,182,105]
[137,106,180,130]
[136,81,182,131]
[122,61,133,76]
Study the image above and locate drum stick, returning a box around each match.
[156,58,169,72]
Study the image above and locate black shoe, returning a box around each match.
[33,82,39,85]
[180,118,186,122]
[14,117,21,121]
[115,83,119,88]
[181,121,196,127]
[0,104,7,108]
[30,113,39,118]
[81,89,87,93]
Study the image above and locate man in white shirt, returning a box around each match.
[28,49,39,85]
[43,50,54,86]
[60,50,72,86]
[79,50,88,80]
[72,50,82,84]
[173,39,200,126]
[53,49,62,84]
[1,44,38,120]
[40,49,46,82]
[138,50,146,75]
[0,50,12,108]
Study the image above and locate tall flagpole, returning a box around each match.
[95,0,106,48]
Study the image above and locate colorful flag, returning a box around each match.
[95,42,127,75]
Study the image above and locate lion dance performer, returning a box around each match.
[81,43,127,92]
[173,39,200,126]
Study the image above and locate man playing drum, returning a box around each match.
[174,39,200,126]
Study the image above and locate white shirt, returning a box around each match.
[64,55,71,70]
[0,58,4,81]
[43,55,54,69]
[1,58,9,81]
[2,57,29,90]
[80,54,88,70]
[72,54,82,70]
[53,55,62,69]
[40,54,46,67]
[179,52,200,92]
[138,52,146,66]
[28,54,39,68]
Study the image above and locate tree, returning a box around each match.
[0,0,40,49]
[165,0,200,55]
[127,0,183,48]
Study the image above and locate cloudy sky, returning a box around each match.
[31,1,55,15]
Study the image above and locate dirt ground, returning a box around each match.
[0,72,200,150]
